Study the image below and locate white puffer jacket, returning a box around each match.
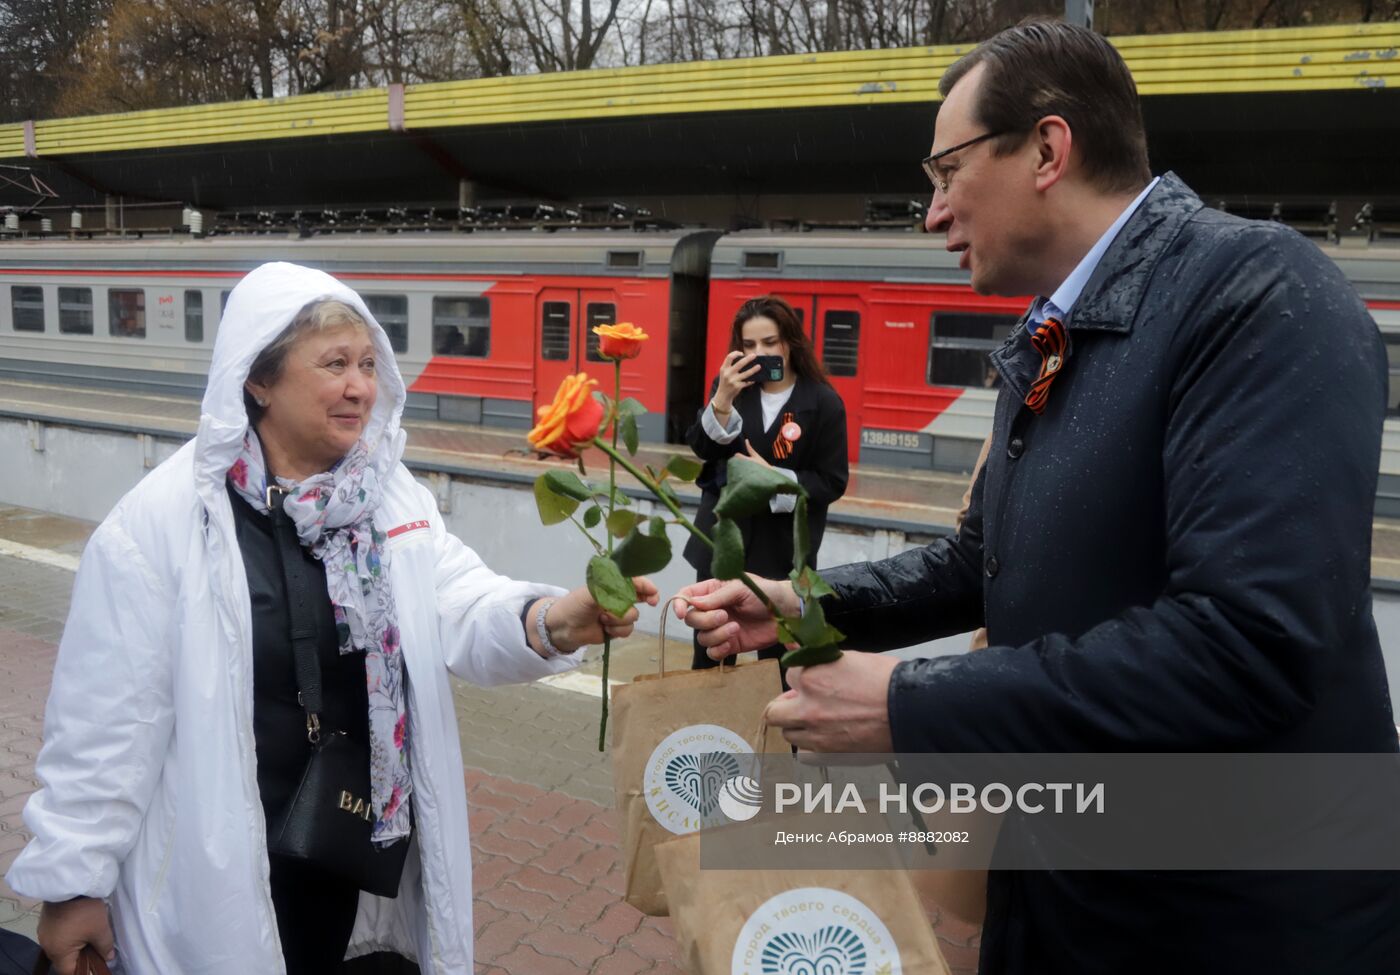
[6,262,577,973]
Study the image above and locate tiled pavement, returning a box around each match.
[0,533,981,973]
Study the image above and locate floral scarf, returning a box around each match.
[228,429,411,845]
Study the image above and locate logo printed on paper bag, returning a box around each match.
[732,888,901,975]
[643,724,753,834]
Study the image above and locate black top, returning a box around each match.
[227,485,371,825]
[683,376,849,579]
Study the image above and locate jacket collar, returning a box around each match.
[987,174,1202,400]
[1066,171,1203,335]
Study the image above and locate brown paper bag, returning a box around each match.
[906,801,998,927]
[908,865,989,927]
[611,657,788,916]
[656,824,953,975]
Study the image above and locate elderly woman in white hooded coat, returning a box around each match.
[5,262,654,974]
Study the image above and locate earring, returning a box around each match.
[255,398,268,407]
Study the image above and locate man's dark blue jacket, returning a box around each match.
[821,173,1400,974]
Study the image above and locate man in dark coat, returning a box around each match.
[679,19,1400,975]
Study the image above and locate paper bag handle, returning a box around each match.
[659,593,734,678]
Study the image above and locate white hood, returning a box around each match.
[194,261,407,503]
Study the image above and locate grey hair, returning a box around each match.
[243,298,368,423]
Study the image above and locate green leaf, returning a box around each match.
[586,555,636,617]
[777,596,845,668]
[543,469,592,502]
[647,515,667,538]
[790,565,836,601]
[534,475,579,526]
[622,414,639,456]
[618,397,647,417]
[606,509,640,538]
[780,642,843,667]
[613,527,673,576]
[583,505,603,529]
[711,516,745,580]
[714,457,804,519]
[664,455,703,483]
[609,487,632,507]
[791,495,810,573]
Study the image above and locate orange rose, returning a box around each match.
[528,373,605,457]
[592,322,649,360]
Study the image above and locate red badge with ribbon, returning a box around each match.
[772,412,801,460]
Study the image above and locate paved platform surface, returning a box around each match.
[0,506,983,974]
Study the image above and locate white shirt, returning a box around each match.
[701,384,800,513]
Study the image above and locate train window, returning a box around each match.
[432,296,490,358]
[540,302,571,361]
[364,294,408,353]
[584,303,617,362]
[220,290,231,314]
[742,251,783,270]
[606,250,642,270]
[184,291,203,343]
[1385,336,1400,416]
[10,286,44,332]
[58,287,93,335]
[821,310,860,377]
[109,289,146,339]
[928,312,1018,387]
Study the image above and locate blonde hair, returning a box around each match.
[244,298,369,421]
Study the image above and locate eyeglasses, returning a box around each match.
[921,131,1003,195]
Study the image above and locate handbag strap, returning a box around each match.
[75,947,112,975]
[267,486,324,743]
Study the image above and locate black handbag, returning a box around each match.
[263,486,410,898]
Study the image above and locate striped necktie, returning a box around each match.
[1024,315,1067,415]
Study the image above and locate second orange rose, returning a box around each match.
[593,322,649,360]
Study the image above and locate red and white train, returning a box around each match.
[2,230,1398,486]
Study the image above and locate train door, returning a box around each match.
[534,287,621,412]
[772,293,814,334]
[812,295,865,453]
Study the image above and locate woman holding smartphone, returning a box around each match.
[683,295,849,669]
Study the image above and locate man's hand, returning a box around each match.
[37,897,115,975]
[675,576,798,660]
[767,652,901,752]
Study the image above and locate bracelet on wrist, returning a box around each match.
[535,598,565,657]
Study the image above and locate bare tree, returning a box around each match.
[7,0,1394,124]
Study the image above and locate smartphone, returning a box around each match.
[752,355,784,383]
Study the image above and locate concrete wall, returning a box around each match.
[0,418,185,523]
[0,413,954,652]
